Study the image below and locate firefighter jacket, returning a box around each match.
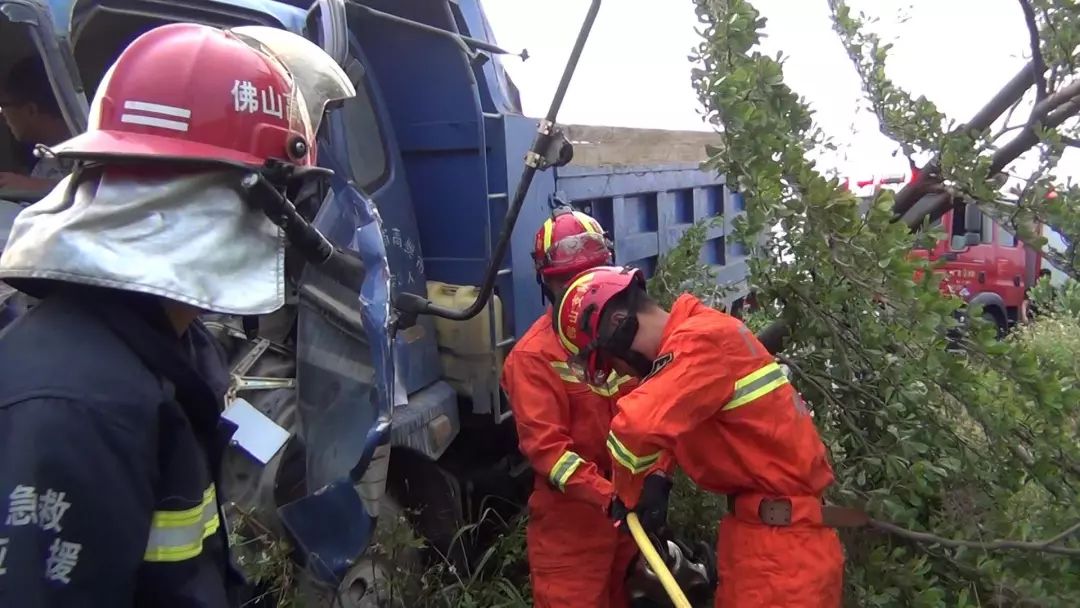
[502,313,640,608]
[502,313,635,511]
[608,294,836,508]
[0,286,243,607]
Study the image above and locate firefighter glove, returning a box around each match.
[609,495,631,532]
[636,473,673,535]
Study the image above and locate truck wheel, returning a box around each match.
[982,310,1007,340]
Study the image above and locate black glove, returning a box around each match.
[609,495,631,533]
[636,473,673,535]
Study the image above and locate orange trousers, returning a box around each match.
[715,514,844,607]
[527,496,639,608]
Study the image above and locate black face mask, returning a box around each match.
[599,292,654,378]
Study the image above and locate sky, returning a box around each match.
[482,0,1077,183]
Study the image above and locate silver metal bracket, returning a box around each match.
[525,151,543,168]
[225,337,296,403]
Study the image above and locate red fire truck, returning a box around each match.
[846,170,1044,336]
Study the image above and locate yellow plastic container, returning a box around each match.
[426,281,505,404]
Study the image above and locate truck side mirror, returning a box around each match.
[965,232,981,247]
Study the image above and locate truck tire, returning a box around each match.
[982,310,1007,340]
[385,449,469,572]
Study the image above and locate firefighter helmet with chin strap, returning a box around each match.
[0,23,357,316]
[532,207,613,280]
[555,265,649,384]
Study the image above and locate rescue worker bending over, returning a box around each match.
[500,208,639,607]
[555,266,844,608]
[0,23,354,606]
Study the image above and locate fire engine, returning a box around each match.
[845,169,1044,337]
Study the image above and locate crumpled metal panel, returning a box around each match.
[283,175,394,585]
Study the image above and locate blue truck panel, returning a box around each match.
[352,0,491,291]
[554,164,750,292]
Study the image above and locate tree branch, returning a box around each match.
[869,519,1080,556]
[1018,0,1048,101]
[778,354,873,448]
[889,62,1037,220]
[756,64,1043,354]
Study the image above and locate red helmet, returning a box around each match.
[532,207,613,279]
[49,23,353,169]
[555,265,646,383]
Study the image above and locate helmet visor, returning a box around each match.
[229,26,355,138]
[539,231,612,274]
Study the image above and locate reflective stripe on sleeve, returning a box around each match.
[549,451,585,491]
[606,431,660,474]
[144,484,220,563]
[550,362,631,397]
[591,372,632,397]
[550,361,581,384]
[724,361,790,411]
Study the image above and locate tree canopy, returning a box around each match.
[685,0,1080,604]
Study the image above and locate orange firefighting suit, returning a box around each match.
[502,313,639,608]
[608,294,844,608]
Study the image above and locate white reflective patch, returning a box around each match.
[122,100,192,118]
[222,398,290,464]
[120,114,190,132]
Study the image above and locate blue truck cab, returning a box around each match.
[0,0,749,602]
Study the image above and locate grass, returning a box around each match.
[388,507,532,608]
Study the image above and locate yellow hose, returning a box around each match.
[626,512,692,608]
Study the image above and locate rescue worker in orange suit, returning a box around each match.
[500,209,640,607]
[554,265,844,607]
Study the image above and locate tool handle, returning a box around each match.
[626,512,692,608]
